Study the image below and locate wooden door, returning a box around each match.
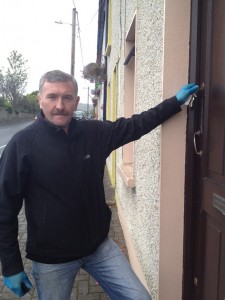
[184,0,225,299]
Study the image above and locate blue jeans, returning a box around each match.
[31,237,151,300]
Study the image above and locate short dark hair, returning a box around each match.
[39,70,78,95]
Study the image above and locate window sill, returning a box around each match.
[117,163,136,188]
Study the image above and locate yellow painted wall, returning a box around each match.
[106,66,117,187]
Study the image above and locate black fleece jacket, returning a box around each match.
[0,96,181,276]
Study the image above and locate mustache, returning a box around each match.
[52,111,69,116]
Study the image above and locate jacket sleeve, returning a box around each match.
[100,96,182,158]
[0,134,30,276]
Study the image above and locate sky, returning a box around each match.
[0,0,99,103]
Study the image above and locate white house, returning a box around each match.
[93,0,225,299]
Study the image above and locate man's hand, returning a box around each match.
[4,271,33,297]
[176,83,199,104]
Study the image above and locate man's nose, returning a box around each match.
[55,98,64,109]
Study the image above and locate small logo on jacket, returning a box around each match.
[83,154,91,160]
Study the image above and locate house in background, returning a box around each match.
[87,0,225,299]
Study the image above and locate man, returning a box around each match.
[0,70,198,299]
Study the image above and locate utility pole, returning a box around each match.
[55,7,77,77]
[71,7,76,77]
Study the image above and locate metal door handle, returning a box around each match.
[194,130,203,157]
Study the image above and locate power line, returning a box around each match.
[76,12,84,68]
[71,1,101,88]
[82,0,105,31]
[88,9,99,26]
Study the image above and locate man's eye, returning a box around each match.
[47,95,56,100]
[63,96,73,101]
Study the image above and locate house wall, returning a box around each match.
[106,0,191,299]
[159,1,191,299]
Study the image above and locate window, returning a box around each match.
[117,15,136,188]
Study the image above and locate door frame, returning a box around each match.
[183,0,202,299]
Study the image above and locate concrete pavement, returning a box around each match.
[0,170,127,299]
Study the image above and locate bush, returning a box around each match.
[4,101,13,114]
[0,97,5,108]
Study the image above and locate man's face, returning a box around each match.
[38,81,80,132]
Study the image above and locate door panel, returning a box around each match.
[187,0,225,299]
[202,213,221,300]
[207,0,225,178]
[202,179,225,300]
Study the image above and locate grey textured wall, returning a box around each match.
[107,0,165,298]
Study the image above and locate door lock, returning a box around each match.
[188,93,198,108]
[187,82,205,108]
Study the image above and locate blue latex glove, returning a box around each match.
[4,271,33,297]
[176,83,199,104]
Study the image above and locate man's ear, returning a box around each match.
[37,94,42,109]
[75,96,80,110]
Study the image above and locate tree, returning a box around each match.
[0,50,28,112]
[0,96,5,108]
[23,91,40,113]
[0,96,13,114]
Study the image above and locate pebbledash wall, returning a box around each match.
[106,0,191,299]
